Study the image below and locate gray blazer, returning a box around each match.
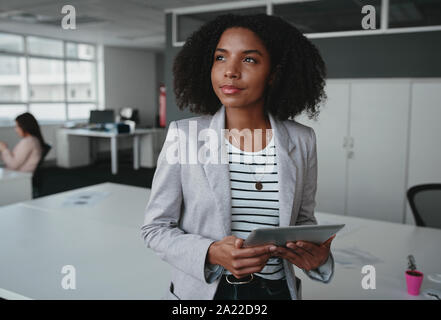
[141,105,334,300]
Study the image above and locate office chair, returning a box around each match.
[32,143,52,198]
[407,184,441,229]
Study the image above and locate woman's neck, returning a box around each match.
[224,105,272,152]
[224,106,270,131]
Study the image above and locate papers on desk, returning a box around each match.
[332,246,383,269]
[315,215,382,269]
[62,191,110,207]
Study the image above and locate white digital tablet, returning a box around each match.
[243,224,345,247]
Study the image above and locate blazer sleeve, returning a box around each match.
[140,121,216,284]
[295,127,335,283]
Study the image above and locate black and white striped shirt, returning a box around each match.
[224,134,285,280]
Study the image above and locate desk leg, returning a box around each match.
[111,136,118,175]
[134,135,139,170]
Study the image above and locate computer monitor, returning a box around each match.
[89,110,115,124]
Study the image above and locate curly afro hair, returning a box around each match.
[173,13,327,121]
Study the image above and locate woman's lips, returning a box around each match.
[221,85,243,94]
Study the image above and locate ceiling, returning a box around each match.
[0,0,237,51]
[3,0,437,51]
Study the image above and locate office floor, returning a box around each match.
[36,153,156,198]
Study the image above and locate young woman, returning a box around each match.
[141,14,335,300]
[0,112,45,173]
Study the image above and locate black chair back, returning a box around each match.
[407,184,441,229]
[32,143,52,197]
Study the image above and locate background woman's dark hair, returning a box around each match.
[173,13,327,121]
[15,112,45,147]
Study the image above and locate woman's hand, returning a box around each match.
[271,235,335,271]
[207,235,276,279]
[0,141,7,152]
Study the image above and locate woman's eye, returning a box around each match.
[244,57,256,63]
[215,55,225,61]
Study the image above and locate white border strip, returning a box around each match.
[169,0,441,47]
[306,25,441,39]
[166,0,268,14]
[381,0,389,30]
[266,0,273,15]
[0,288,32,300]
[171,0,269,46]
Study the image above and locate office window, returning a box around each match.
[28,58,65,101]
[0,33,24,53]
[0,55,26,102]
[27,36,63,58]
[273,0,382,33]
[68,103,95,120]
[66,42,95,60]
[0,33,98,124]
[0,104,27,122]
[389,0,441,28]
[66,61,95,102]
[30,103,66,121]
[176,6,267,43]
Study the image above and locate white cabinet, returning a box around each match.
[296,82,350,216]
[405,80,441,225]
[346,81,410,222]
[297,78,439,224]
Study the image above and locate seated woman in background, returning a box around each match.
[0,112,45,173]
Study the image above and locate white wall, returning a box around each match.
[103,46,158,128]
[91,45,159,153]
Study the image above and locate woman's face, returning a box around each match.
[15,122,25,137]
[211,27,273,109]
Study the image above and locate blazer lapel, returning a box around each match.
[268,113,298,227]
[203,106,298,237]
[203,106,231,237]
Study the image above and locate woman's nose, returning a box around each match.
[224,63,241,79]
[225,71,240,79]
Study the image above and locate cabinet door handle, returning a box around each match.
[343,137,348,148]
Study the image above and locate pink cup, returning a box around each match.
[405,270,424,296]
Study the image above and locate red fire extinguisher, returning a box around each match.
[159,83,166,128]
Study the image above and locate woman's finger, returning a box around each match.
[295,241,320,253]
[275,247,300,262]
[232,245,274,259]
[235,238,244,249]
[276,247,317,270]
[232,255,271,270]
[292,245,315,257]
[232,266,267,279]
[322,234,336,248]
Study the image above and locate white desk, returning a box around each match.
[1,183,440,299]
[296,212,441,300]
[0,183,170,300]
[22,182,150,229]
[57,128,163,175]
[0,168,32,206]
